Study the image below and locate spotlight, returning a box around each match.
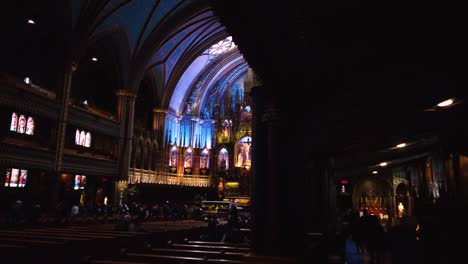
[437,98,454,107]
[396,143,406,148]
[91,57,98,62]
[379,162,388,167]
[27,19,35,24]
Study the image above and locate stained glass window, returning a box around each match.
[10,112,18,132]
[75,129,80,145]
[85,132,92,147]
[10,112,35,135]
[208,36,235,56]
[75,129,91,148]
[18,115,26,133]
[74,175,86,190]
[26,117,35,135]
[4,168,27,188]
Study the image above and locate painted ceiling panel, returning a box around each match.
[70,0,83,28]
[169,54,210,114]
[95,0,128,22]
[153,64,164,102]
[187,22,224,52]
[164,28,205,83]
[93,0,155,53]
[138,0,185,51]
[150,21,206,64]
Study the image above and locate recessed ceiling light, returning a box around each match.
[379,162,388,167]
[437,98,454,107]
[91,57,98,62]
[396,143,406,148]
[24,77,31,84]
[372,171,378,174]
[27,19,35,24]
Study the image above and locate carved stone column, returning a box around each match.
[54,61,78,172]
[116,89,137,180]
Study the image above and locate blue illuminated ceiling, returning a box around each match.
[71,0,249,117]
[169,40,248,116]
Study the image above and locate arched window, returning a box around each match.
[169,146,178,167]
[184,148,193,168]
[85,132,92,147]
[75,129,80,145]
[80,131,86,146]
[200,148,209,169]
[236,136,252,168]
[18,115,26,133]
[25,117,35,135]
[10,112,18,132]
[218,148,229,170]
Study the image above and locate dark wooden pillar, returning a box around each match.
[250,86,305,259]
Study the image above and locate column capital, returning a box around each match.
[116,89,137,98]
[153,108,168,113]
[71,61,79,72]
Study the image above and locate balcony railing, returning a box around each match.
[129,168,210,187]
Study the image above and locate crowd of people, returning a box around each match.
[340,208,419,264]
[0,199,207,227]
[1,199,251,245]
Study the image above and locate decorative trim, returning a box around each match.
[116,89,137,98]
[153,108,168,113]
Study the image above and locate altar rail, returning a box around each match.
[129,168,211,187]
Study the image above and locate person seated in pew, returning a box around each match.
[114,214,131,231]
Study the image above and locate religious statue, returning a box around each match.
[185,156,192,168]
[220,157,227,170]
[397,202,405,218]
[203,104,212,119]
[170,153,177,167]
[201,158,207,169]
[184,101,192,115]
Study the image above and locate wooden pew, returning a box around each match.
[152,247,246,260]
[120,252,245,263]
[186,240,250,248]
[170,243,250,253]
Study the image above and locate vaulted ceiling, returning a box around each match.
[2,0,466,167]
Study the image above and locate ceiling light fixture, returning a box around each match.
[91,57,98,62]
[379,162,388,167]
[437,98,454,107]
[396,143,406,148]
[24,77,31,84]
[27,19,35,24]
[372,171,378,174]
